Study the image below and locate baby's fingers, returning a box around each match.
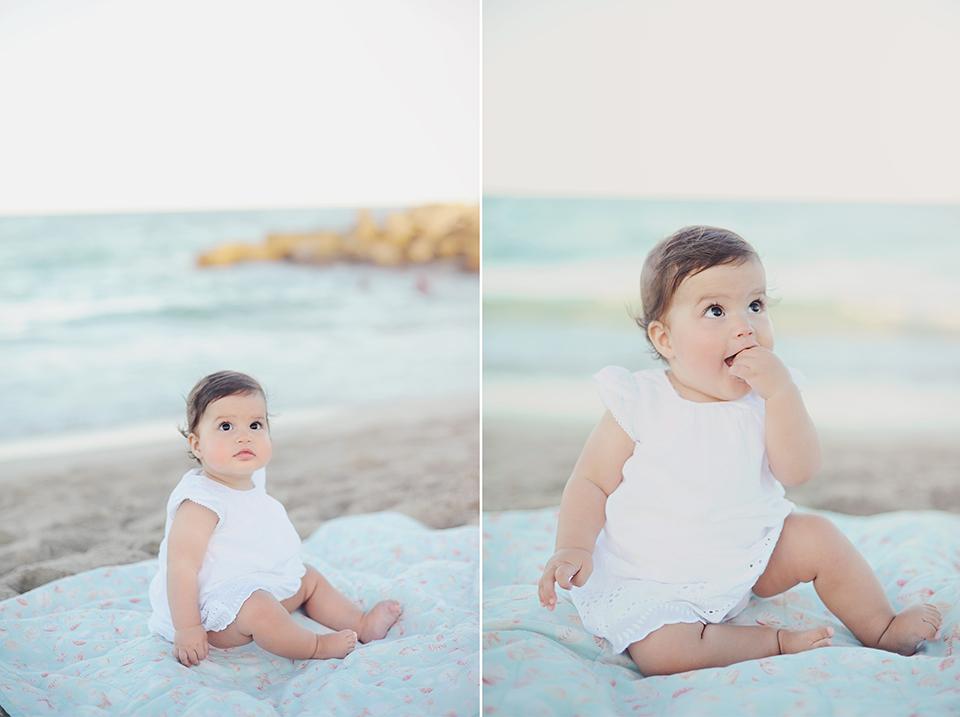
[555,562,578,590]
[176,646,205,667]
[537,568,559,609]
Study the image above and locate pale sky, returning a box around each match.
[0,0,479,215]
[484,0,960,204]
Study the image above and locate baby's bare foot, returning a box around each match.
[358,600,402,643]
[877,604,943,656]
[777,626,834,655]
[313,629,357,659]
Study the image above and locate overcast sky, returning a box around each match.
[0,0,479,215]
[484,0,960,204]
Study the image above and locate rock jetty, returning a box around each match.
[197,203,479,271]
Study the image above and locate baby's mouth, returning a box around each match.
[724,347,752,367]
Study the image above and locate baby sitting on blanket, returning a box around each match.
[148,370,401,667]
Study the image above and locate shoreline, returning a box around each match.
[0,393,479,601]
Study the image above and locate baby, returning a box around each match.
[538,226,943,676]
[148,370,401,667]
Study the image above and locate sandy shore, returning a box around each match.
[482,416,960,515]
[0,394,479,601]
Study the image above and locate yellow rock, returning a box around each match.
[435,233,464,259]
[196,204,479,270]
[353,209,380,244]
[410,204,469,244]
[265,233,314,259]
[197,242,272,266]
[462,239,480,272]
[367,241,403,266]
[286,233,343,264]
[407,237,435,263]
[384,212,415,247]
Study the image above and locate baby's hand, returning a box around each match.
[538,548,593,611]
[728,346,793,400]
[173,624,209,667]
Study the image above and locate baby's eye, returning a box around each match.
[218,422,233,431]
[705,305,724,318]
[749,299,765,313]
[250,421,264,430]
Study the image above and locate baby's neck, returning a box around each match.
[200,469,256,491]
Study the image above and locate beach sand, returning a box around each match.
[0,394,479,601]
[483,416,960,515]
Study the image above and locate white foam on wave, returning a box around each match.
[484,254,960,333]
[0,295,167,337]
[0,393,478,464]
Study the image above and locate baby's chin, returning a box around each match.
[723,374,754,400]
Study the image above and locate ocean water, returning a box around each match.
[0,208,479,444]
[483,196,960,433]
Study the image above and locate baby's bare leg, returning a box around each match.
[210,589,356,660]
[754,512,942,655]
[628,621,834,676]
[286,564,401,643]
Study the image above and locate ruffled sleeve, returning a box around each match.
[594,366,642,442]
[251,467,267,493]
[168,472,226,524]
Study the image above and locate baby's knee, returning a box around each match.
[302,564,322,587]
[627,623,700,677]
[238,590,283,624]
[786,512,844,554]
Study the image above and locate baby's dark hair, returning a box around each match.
[636,226,760,359]
[181,370,267,461]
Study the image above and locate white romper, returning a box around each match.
[570,367,798,654]
[148,468,307,642]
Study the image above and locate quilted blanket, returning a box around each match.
[0,512,479,716]
[483,507,960,716]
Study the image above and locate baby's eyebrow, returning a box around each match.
[696,287,766,304]
[696,293,730,304]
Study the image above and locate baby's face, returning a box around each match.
[652,257,774,402]
[189,392,272,487]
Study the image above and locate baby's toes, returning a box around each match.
[360,600,402,643]
[921,606,943,641]
[813,626,834,649]
[336,629,358,656]
[922,605,943,639]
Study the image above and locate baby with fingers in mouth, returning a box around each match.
[149,370,401,667]
[538,226,942,677]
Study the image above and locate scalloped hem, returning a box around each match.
[200,576,304,634]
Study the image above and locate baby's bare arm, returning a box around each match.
[730,347,821,486]
[763,381,822,486]
[166,500,219,666]
[539,411,634,608]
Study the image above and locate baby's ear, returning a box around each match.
[648,320,675,359]
[187,432,201,457]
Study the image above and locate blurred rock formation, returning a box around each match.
[197,204,479,272]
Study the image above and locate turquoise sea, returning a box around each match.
[0,208,479,445]
[483,196,960,433]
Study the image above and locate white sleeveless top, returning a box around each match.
[148,468,306,641]
[570,367,797,654]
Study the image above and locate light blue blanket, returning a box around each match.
[483,507,960,716]
[0,512,479,716]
